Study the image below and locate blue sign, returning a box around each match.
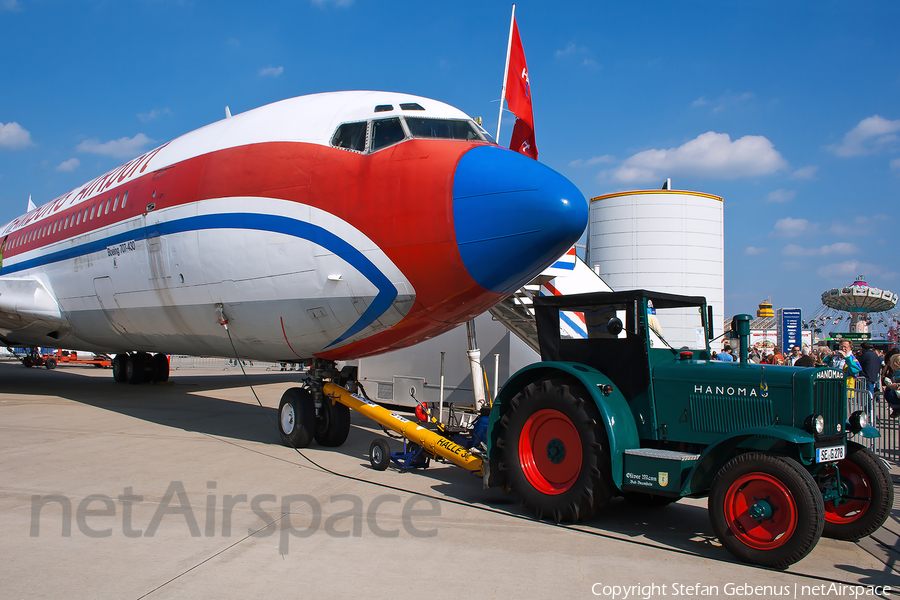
[778,308,802,353]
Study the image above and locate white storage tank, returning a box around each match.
[586,188,724,350]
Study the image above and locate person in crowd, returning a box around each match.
[882,352,900,419]
[858,342,882,398]
[716,346,734,362]
[795,346,815,367]
[789,345,802,365]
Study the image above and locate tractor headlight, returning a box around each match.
[848,410,868,433]
[804,414,825,435]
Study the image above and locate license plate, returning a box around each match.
[816,445,846,463]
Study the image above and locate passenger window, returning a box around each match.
[370,118,405,151]
[122,191,128,208]
[105,200,110,215]
[406,118,479,141]
[331,122,368,152]
[113,195,118,212]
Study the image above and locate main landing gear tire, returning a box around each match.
[709,452,824,569]
[126,353,148,384]
[278,387,316,448]
[497,379,614,523]
[113,355,128,383]
[314,397,351,447]
[821,444,893,541]
[369,439,391,471]
[151,353,170,383]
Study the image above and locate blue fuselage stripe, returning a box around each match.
[0,213,397,350]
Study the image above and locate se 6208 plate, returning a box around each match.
[816,445,846,463]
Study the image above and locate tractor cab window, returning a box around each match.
[370,118,406,151]
[642,302,708,351]
[405,118,480,141]
[331,121,368,152]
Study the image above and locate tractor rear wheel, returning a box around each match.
[821,444,893,541]
[278,387,316,448]
[709,452,824,568]
[497,379,613,523]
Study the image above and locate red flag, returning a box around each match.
[504,17,537,160]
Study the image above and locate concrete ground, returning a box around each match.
[0,358,897,600]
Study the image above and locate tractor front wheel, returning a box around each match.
[709,452,824,569]
[821,444,893,541]
[497,379,613,523]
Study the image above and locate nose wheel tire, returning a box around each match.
[821,444,893,541]
[497,379,613,523]
[369,439,391,471]
[709,452,824,569]
[278,387,316,448]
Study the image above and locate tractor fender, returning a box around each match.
[487,361,639,490]
[683,426,817,496]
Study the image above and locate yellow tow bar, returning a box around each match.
[323,383,484,475]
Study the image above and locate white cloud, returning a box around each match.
[0,121,33,149]
[744,246,767,255]
[783,242,859,257]
[816,260,885,280]
[827,115,900,157]
[555,42,582,58]
[2,0,22,11]
[137,108,171,122]
[610,131,787,183]
[829,214,889,235]
[570,155,615,167]
[767,188,795,203]
[76,133,154,159]
[790,165,818,180]
[258,66,284,78]
[771,217,812,238]
[691,91,754,113]
[312,0,354,7]
[56,158,80,172]
[891,158,900,170]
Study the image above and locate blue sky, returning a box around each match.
[1,0,898,321]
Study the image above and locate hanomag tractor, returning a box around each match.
[482,289,893,568]
[282,289,893,569]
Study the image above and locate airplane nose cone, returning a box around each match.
[453,145,587,294]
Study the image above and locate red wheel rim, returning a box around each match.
[723,472,798,550]
[518,409,583,495]
[824,460,871,524]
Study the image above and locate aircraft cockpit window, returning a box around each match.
[370,118,406,151]
[399,103,425,111]
[331,121,368,152]
[374,105,393,113]
[405,118,480,141]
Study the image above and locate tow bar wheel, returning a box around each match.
[369,439,391,471]
[821,444,893,540]
[710,452,824,568]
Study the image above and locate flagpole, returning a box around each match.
[496,4,516,141]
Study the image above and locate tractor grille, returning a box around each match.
[690,395,773,434]
[813,379,845,435]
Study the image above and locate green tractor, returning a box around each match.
[485,290,893,568]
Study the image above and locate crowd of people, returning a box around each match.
[710,340,900,418]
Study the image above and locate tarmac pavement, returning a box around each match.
[0,358,897,599]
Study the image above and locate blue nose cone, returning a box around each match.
[453,145,587,294]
